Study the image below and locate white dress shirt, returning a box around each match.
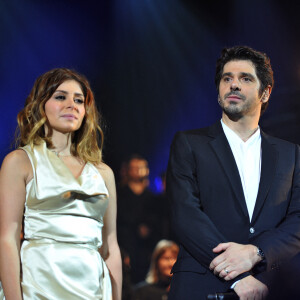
[221,120,261,221]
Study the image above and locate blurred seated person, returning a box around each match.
[133,240,179,300]
[117,154,160,283]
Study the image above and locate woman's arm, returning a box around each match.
[0,150,31,300]
[98,163,122,300]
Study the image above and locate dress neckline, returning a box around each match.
[47,147,88,182]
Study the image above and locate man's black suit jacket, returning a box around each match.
[167,121,300,293]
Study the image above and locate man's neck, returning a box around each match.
[222,113,259,142]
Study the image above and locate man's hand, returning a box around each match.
[234,275,268,300]
[209,242,261,280]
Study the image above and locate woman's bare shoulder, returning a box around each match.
[2,149,30,165]
[95,162,115,183]
[1,150,32,182]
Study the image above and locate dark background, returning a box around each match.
[1,0,299,191]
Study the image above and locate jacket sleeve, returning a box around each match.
[253,144,300,272]
[167,131,227,268]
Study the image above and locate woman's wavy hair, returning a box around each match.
[16,68,104,164]
[146,240,179,284]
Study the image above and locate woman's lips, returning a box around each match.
[61,114,77,119]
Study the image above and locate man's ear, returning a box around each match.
[261,85,272,103]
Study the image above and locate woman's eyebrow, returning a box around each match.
[54,90,84,97]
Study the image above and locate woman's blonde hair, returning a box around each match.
[16,68,104,164]
[146,240,179,284]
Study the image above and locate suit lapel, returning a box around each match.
[208,122,249,219]
[251,132,278,224]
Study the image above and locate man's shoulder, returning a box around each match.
[262,131,299,150]
[182,126,211,136]
[173,121,222,143]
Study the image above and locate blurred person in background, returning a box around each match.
[133,240,179,300]
[117,155,160,284]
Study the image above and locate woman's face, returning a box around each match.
[44,80,85,134]
[157,249,177,279]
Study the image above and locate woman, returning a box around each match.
[0,68,122,299]
[133,240,179,300]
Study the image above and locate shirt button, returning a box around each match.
[249,227,255,234]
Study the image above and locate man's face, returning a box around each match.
[127,159,149,182]
[218,60,266,119]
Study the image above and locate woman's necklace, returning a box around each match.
[51,150,72,157]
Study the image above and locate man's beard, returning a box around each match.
[218,91,250,119]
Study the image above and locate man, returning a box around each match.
[167,46,300,300]
[117,155,160,283]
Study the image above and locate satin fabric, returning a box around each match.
[0,141,112,299]
[0,282,3,300]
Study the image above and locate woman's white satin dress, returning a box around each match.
[0,142,112,299]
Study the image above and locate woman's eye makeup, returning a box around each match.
[55,95,66,100]
[74,98,84,104]
[53,95,84,104]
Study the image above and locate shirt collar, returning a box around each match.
[221,119,261,146]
